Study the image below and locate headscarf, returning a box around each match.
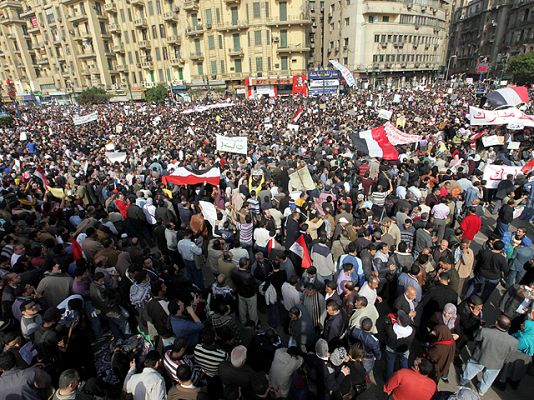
[513,319,534,356]
[442,303,457,330]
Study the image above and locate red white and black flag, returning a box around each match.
[349,125,399,160]
[33,167,49,188]
[292,107,304,123]
[162,166,221,186]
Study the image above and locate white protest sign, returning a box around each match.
[466,78,473,85]
[507,142,520,150]
[365,101,373,107]
[264,123,273,130]
[287,124,300,132]
[414,117,422,123]
[481,135,504,147]
[105,152,127,163]
[507,122,524,130]
[378,109,393,120]
[393,94,401,103]
[105,143,115,151]
[482,165,524,188]
[199,201,218,227]
[116,124,123,134]
[216,134,248,155]
[19,131,27,141]
[73,112,98,126]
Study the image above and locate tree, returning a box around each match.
[145,84,168,104]
[507,51,534,85]
[76,87,110,105]
[0,114,13,127]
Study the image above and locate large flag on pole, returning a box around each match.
[290,234,312,269]
[486,86,529,108]
[292,107,304,123]
[349,125,399,160]
[162,166,220,186]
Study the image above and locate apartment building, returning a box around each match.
[0,0,312,99]
[322,0,453,87]
[447,0,534,78]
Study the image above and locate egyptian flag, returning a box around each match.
[292,107,304,123]
[162,166,220,186]
[349,125,399,160]
[33,167,49,188]
[71,239,83,262]
[290,234,312,269]
[522,159,534,174]
[486,86,529,108]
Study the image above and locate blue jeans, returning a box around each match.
[385,348,409,381]
[362,357,375,374]
[184,259,204,291]
[506,269,526,288]
[460,359,501,396]
[464,275,500,304]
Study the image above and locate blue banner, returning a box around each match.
[308,70,340,80]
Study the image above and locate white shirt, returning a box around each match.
[431,203,450,220]
[124,367,167,400]
[254,227,272,248]
[358,282,377,305]
[281,282,301,311]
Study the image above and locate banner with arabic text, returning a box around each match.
[482,165,525,188]
[216,134,248,155]
[329,60,356,87]
[73,112,98,126]
[468,106,534,127]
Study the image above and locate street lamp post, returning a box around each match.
[445,55,457,82]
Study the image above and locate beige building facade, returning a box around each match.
[0,0,312,99]
[322,0,453,87]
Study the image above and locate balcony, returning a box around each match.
[228,48,244,57]
[108,23,120,33]
[169,57,185,66]
[130,0,145,6]
[138,40,151,48]
[223,0,241,3]
[134,18,147,28]
[0,15,23,24]
[116,64,128,72]
[113,43,125,53]
[190,53,204,61]
[265,15,312,27]
[163,12,178,21]
[79,52,96,59]
[166,35,182,45]
[28,26,40,34]
[183,1,199,12]
[61,0,83,5]
[277,45,311,54]
[20,8,35,18]
[215,21,248,32]
[104,3,117,13]
[140,60,153,69]
[185,25,204,35]
[68,13,88,23]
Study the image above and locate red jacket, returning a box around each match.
[384,368,436,400]
[460,213,482,241]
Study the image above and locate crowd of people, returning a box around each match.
[0,84,533,400]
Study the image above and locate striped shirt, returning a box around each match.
[236,222,253,245]
[193,344,228,377]
[371,191,388,207]
[164,351,203,384]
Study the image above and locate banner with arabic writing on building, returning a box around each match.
[216,134,248,155]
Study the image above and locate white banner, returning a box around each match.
[507,122,524,130]
[482,165,525,188]
[329,59,356,87]
[19,131,27,141]
[378,109,393,120]
[393,94,401,103]
[199,201,218,227]
[507,142,520,150]
[287,124,300,132]
[73,112,98,126]
[105,151,127,164]
[481,135,504,147]
[181,102,234,114]
[309,79,340,88]
[468,106,534,127]
[216,134,248,155]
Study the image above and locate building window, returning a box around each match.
[155,48,161,61]
[281,55,288,70]
[206,9,212,26]
[231,7,238,24]
[280,30,287,47]
[343,57,348,65]
[279,1,287,21]
[232,33,240,50]
[368,16,376,23]
[158,69,164,81]
[163,47,168,60]
[256,56,263,71]
[124,31,129,44]
[220,60,225,74]
[218,35,223,49]
[329,23,334,32]
[345,18,349,26]
[152,25,157,39]
[374,35,379,43]
[255,30,262,46]
[208,35,215,49]
[235,59,242,73]
[148,1,154,16]
[344,37,349,46]
[211,60,217,74]
[265,2,269,17]
[197,63,203,75]
[216,8,221,23]
[253,2,261,18]
[156,0,162,14]
[194,39,201,54]
[383,16,389,22]
[159,24,166,38]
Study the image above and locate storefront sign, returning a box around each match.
[292,75,308,96]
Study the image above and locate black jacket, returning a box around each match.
[231,268,258,298]
[385,322,415,353]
